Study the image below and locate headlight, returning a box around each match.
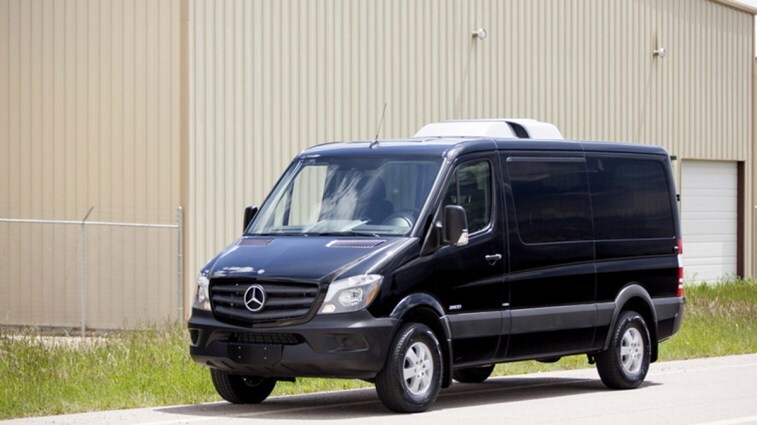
[193,273,211,311]
[318,274,383,314]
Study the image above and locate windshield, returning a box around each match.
[248,157,442,236]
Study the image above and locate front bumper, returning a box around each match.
[188,308,399,379]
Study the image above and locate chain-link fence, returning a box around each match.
[0,208,183,335]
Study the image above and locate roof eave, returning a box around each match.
[711,0,757,15]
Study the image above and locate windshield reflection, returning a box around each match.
[248,157,442,237]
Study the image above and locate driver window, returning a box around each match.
[443,160,492,234]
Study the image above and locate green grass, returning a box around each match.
[0,326,215,418]
[1,279,755,419]
[659,278,757,359]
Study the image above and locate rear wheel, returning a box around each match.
[210,369,277,404]
[453,364,495,383]
[596,310,651,389]
[375,323,442,413]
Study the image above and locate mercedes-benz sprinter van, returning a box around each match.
[188,119,685,413]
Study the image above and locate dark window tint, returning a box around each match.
[443,160,492,234]
[507,158,592,243]
[587,157,674,239]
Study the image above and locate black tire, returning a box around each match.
[210,369,277,404]
[453,364,495,383]
[596,310,651,389]
[375,323,443,413]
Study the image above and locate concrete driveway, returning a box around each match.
[4,354,757,425]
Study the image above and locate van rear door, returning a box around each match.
[586,154,680,347]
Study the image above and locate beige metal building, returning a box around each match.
[0,0,755,329]
[0,0,184,329]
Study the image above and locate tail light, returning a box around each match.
[676,239,684,297]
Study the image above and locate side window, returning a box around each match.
[507,158,592,243]
[443,160,492,234]
[587,157,674,239]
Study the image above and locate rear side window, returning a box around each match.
[587,157,674,239]
[507,158,592,243]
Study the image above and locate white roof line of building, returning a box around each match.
[711,0,757,15]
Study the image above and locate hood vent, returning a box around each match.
[326,239,386,249]
[238,238,273,247]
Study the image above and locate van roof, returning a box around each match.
[299,137,670,160]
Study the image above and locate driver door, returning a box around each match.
[425,155,507,365]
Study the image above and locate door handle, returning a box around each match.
[485,254,502,263]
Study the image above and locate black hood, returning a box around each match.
[207,236,412,282]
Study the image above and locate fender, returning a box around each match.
[390,292,446,319]
[390,293,453,388]
[603,284,658,351]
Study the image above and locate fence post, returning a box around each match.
[177,207,184,320]
[80,206,94,337]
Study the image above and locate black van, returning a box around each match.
[188,119,685,413]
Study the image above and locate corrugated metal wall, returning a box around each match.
[188,0,754,292]
[0,0,183,328]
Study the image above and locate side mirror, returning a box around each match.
[443,205,469,246]
[243,205,258,233]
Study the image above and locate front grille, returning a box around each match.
[230,332,302,345]
[210,280,319,325]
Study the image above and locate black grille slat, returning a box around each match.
[215,305,311,321]
[213,294,242,305]
[210,279,319,326]
[212,286,247,294]
[214,305,257,321]
[249,308,311,320]
[265,297,314,307]
[263,286,318,295]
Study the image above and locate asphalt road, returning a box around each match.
[5,354,757,425]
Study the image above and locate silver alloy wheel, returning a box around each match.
[403,341,434,395]
[620,327,644,375]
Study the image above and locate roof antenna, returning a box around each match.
[370,103,387,149]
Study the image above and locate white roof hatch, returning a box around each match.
[413,119,563,140]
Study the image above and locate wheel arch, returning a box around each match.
[605,284,660,362]
[390,293,453,388]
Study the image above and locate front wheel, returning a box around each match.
[210,369,277,404]
[375,323,442,413]
[596,310,651,389]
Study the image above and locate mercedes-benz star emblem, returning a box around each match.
[243,284,266,312]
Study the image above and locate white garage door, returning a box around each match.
[681,161,738,283]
